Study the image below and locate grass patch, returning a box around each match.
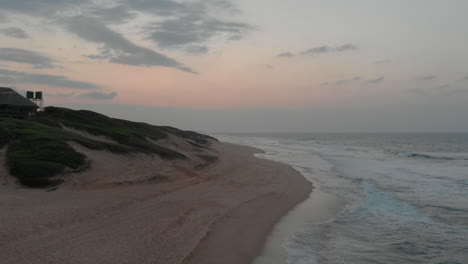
[0,118,133,187]
[0,107,216,188]
[32,107,195,159]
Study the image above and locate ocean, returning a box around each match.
[215,133,468,264]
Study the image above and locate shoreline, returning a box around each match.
[184,143,312,264]
[0,142,312,264]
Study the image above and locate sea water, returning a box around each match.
[215,133,468,264]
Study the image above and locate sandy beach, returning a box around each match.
[0,142,311,264]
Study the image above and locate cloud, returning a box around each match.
[47,92,75,97]
[408,87,428,96]
[301,43,358,56]
[321,77,361,86]
[2,0,252,58]
[79,91,117,100]
[410,84,468,97]
[441,88,468,96]
[209,0,240,14]
[144,15,254,53]
[368,77,385,84]
[0,75,15,83]
[0,48,54,68]
[437,84,468,96]
[0,0,88,15]
[375,59,392,64]
[125,0,188,16]
[276,52,294,58]
[90,5,136,24]
[63,16,194,73]
[0,13,6,23]
[0,69,102,89]
[418,75,437,81]
[335,43,358,52]
[464,75,468,81]
[301,46,329,55]
[125,0,254,53]
[185,45,209,54]
[2,27,30,39]
[335,79,349,85]
[125,0,239,16]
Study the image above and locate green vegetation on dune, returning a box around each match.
[0,107,216,188]
[33,107,212,158]
[0,118,131,187]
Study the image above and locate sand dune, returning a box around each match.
[0,142,311,264]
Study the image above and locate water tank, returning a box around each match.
[35,91,43,99]
[26,91,34,99]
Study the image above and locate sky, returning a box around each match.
[0,0,467,132]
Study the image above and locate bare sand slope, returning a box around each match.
[0,148,16,186]
[0,142,311,264]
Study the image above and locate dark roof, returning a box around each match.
[0,87,38,108]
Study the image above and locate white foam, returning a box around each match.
[216,133,468,264]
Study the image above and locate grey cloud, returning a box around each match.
[375,59,392,64]
[3,0,251,57]
[0,13,6,22]
[185,45,209,54]
[301,46,329,55]
[440,88,468,96]
[322,77,361,86]
[410,84,468,97]
[464,75,468,81]
[132,0,253,53]
[0,69,102,89]
[90,5,136,24]
[227,34,243,41]
[125,0,188,16]
[79,91,117,100]
[368,77,385,84]
[335,79,349,85]
[0,48,54,68]
[144,15,254,52]
[0,75,15,83]
[335,43,358,52]
[47,92,75,97]
[419,75,437,81]
[408,87,428,96]
[0,0,88,14]
[209,0,240,13]
[2,27,30,39]
[64,16,194,73]
[125,0,239,16]
[277,52,294,58]
[301,43,358,56]
[86,53,111,60]
[86,48,112,59]
[437,84,468,96]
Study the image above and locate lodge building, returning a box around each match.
[0,87,39,118]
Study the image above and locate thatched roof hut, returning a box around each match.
[0,87,38,118]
